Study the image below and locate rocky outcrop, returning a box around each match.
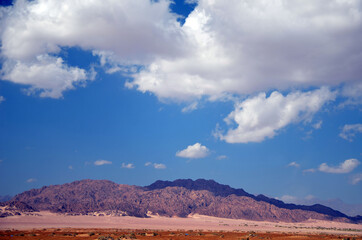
[5,179,359,223]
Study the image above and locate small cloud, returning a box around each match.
[278,194,316,204]
[0,96,5,103]
[288,161,300,168]
[303,159,360,174]
[303,168,316,173]
[339,124,362,142]
[26,178,36,183]
[176,143,210,159]
[181,102,198,113]
[94,160,112,166]
[122,163,135,169]
[145,162,166,169]
[153,163,166,169]
[68,165,73,170]
[278,195,298,203]
[304,194,315,200]
[351,173,362,185]
[185,0,198,4]
[319,158,360,174]
[312,120,323,129]
[216,155,227,160]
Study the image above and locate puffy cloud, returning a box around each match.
[176,142,210,159]
[217,88,335,143]
[94,160,112,166]
[122,163,135,169]
[288,162,300,168]
[2,0,361,101]
[129,0,362,101]
[0,96,4,103]
[26,178,37,183]
[351,173,362,185]
[0,0,183,98]
[145,162,166,169]
[339,124,362,142]
[2,55,88,98]
[319,158,360,174]
[153,163,166,169]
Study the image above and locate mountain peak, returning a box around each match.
[2,178,358,223]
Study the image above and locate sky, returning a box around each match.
[0,0,361,210]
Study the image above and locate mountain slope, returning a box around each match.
[145,179,350,219]
[5,179,360,223]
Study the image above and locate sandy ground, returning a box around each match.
[0,212,361,236]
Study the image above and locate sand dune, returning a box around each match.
[0,212,361,236]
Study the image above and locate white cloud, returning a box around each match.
[0,0,183,98]
[26,178,37,183]
[319,158,360,174]
[312,120,323,130]
[0,96,5,103]
[129,0,362,101]
[340,82,362,107]
[217,88,335,143]
[2,1,361,102]
[153,163,166,169]
[279,195,298,203]
[145,162,167,169]
[181,102,198,113]
[185,0,198,4]
[339,124,362,142]
[2,55,89,98]
[351,173,362,185]
[176,142,210,159]
[288,162,300,168]
[122,163,135,169]
[303,168,316,173]
[94,160,112,166]
[216,155,227,160]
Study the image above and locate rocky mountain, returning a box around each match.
[145,179,349,219]
[3,179,361,223]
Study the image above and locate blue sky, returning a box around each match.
[0,0,361,209]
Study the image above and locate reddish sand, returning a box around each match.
[0,212,361,236]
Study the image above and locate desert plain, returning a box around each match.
[0,212,361,239]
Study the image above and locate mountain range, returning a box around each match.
[1,179,361,223]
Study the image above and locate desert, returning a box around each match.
[0,213,362,239]
[1,179,361,239]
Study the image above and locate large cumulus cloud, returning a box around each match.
[1,0,361,142]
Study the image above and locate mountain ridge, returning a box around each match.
[144,179,355,219]
[2,179,361,223]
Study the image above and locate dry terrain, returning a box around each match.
[0,212,361,239]
[0,228,361,240]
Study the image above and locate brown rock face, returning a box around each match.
[7,179,359,223]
